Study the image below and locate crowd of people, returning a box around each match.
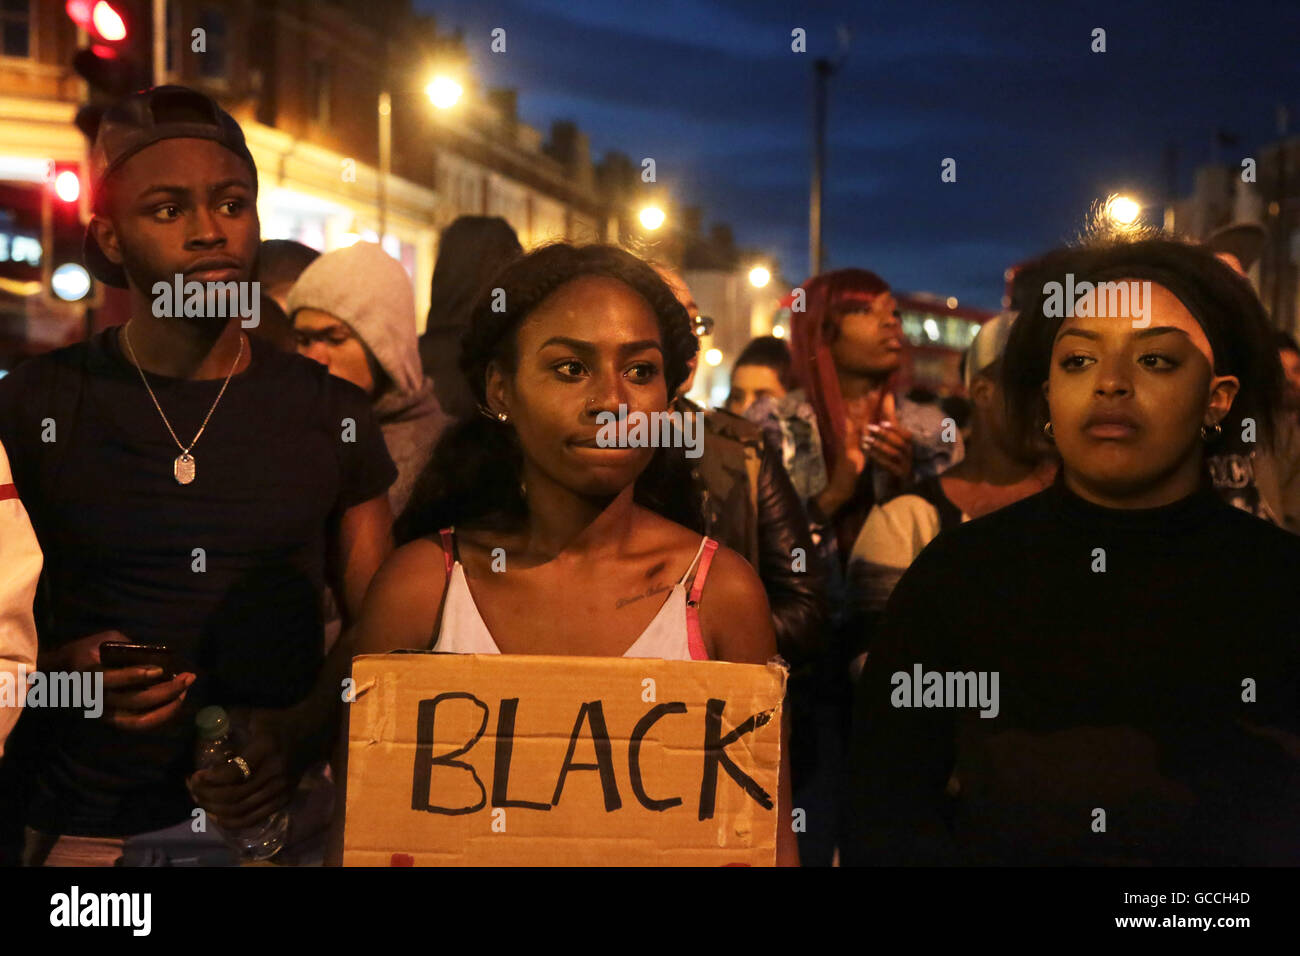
[0,84,1297,867]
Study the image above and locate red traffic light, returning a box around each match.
[54,170,81,204]
[47,162,83,205]
[66,1,128,44]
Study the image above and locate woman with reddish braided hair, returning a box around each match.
[789,268,963,563]
[338,242,800,865]
[783,268,964,865]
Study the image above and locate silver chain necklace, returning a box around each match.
[121,323,244,485]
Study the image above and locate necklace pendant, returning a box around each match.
[174,453,196,485]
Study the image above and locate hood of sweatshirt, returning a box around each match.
[285,241,425,404]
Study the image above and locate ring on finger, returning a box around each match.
[230,755,252,780]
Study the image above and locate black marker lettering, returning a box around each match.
[492,697,551,810]
[551,701,622,811]
[699,698,774,820]
[410,692,489,815]
[629,702,687,811]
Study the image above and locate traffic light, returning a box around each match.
[66,1,149,140]
[41,161,96,306]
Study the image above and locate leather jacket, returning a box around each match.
[677,398,828,667]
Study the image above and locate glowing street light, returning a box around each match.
[426,76,463,110]
[1104,193,1141,228]
[771,324,786,338]
[748,265,771,288]
[639,205,666,231]
[704,348,723,366]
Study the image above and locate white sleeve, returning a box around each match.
[0,439,42,758]
[850,494,943,570]
[846,495,943,619]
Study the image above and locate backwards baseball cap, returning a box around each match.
[964,311,1017,391]
[84,85,258,288]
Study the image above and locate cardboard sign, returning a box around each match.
[342,652,787,866]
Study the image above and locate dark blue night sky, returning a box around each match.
[419,0,1300,310]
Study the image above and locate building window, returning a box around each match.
[198,7,227,78]
[1,0,30,58]
[308,61,330,124]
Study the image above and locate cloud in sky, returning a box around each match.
[421,0,1300,307]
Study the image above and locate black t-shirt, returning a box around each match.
[842,473,1300,865]
[0,328,396,836]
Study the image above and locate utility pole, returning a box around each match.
[809,57,832,277]
[378,90,391,241]
[1273,104,1289,325]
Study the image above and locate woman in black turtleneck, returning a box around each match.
[842,238,1300,866]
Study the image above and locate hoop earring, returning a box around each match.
[1200,422,1222,442]
[477,403,509,424]
[1042,420,1055,442]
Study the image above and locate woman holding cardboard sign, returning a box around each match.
[334,243,798,866]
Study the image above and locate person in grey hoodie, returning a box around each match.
[287,242,449,516]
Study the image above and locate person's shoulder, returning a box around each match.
[0,339,93,388]
[704,539,762,590]
[367,535,449,606]
[352,534,449,654]
[251,340,332,390]
[0,340,97,435]
[906,484,1048,568]
[1216,497,1300,555]
[704,406,764,444]
[631,507,760,593]
[258,344,373,415]
[386,534,449,575]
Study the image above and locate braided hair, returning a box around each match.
[396,243,702,542]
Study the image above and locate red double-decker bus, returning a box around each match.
[892,293,997,395]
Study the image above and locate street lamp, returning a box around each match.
[704,348,723,366]
[748,265,771,288]
[425,76,463,110]
[639,206,666,231]
[378,75,463,242]
[1104,193,1141,229]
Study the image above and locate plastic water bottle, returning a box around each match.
[195,705,289,861]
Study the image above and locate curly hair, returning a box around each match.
[1002,236,1284,458]
[396,243,702,542]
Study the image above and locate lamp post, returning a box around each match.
[378,90,391,242]
[377,77,462,246]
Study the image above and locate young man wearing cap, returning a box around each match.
[0,86,396,865]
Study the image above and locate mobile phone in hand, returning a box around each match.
[99,641,175,679]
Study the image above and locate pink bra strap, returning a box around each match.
[685,538,719,661]
[438,527,455,579]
